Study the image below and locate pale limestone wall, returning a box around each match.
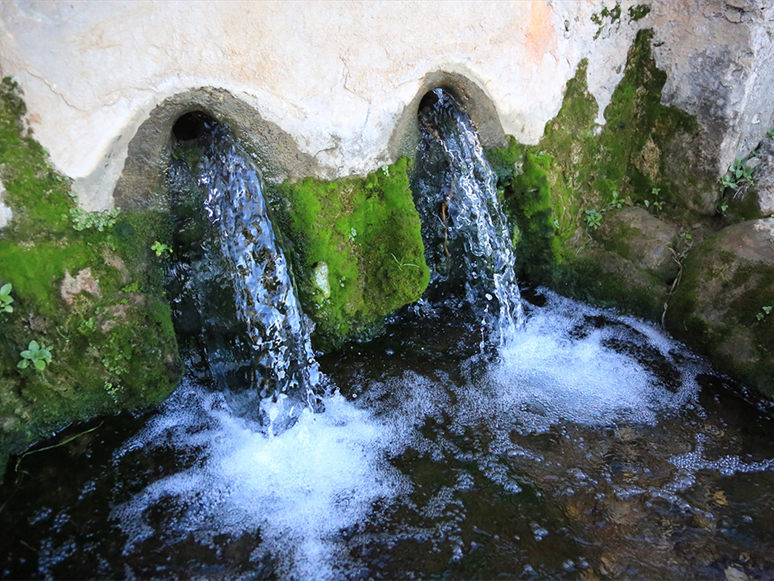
[0,0,771,211]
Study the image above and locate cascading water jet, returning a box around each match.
[166,113,322,435]
[412,88,523,346]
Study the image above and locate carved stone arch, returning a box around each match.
[388,69,508,161]
[113,87,319,209]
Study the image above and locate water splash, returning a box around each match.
[167,120,321,433]
[412,88,523,345]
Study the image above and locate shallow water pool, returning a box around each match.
[2,289,773,580]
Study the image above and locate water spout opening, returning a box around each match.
[412,87,523,345]
[171,111,209,141]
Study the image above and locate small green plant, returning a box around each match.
[151,241,172,257]
[104,381,120,401]
[17,340,53,371]
[584,209,603,231]
[0,282,13,313]
[78,317,97,336]
[644,187,664,213]
[717,201,729,217]
[391,253,418,270]
[69,206,121,232]
[121,281,141,293]
[608,190,624,209]
[768,128,774,139]
[757,306,773,322]
[721,158,755,194]
[679,231,693,242]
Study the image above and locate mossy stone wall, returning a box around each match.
[485,29,709,322]
[0,79,182,471]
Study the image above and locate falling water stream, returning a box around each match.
[2,100,774,580]
[165,117,322,434]
[412,88,523,345]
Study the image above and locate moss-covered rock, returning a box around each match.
[552,246,668,322]
[485,29,708,321]
[274,158,430,348]
[0,78,182,472]
[667,219,774,397]
[592,207,679,284]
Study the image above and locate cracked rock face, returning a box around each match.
[751,137,774,216]
[650,0,774,184]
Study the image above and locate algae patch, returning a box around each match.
[0,78,182,472]
[276,158,430,347]
[486,30,701,320]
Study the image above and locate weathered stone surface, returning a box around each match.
[593,207,679,283]
[667,219,774,397]
[651,0,774,211]
[60,267,101,306]
[750,136,774,216]
[0,1,674,211]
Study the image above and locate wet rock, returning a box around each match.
[749,137,774,216]
[725,565,750,581]
[562,246,668,322]
[593,207,679,283]
[667,219,774,397]
[60,268,101,306]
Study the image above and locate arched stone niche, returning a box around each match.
[116,72,507,210]
[388,70,508,161]
[113,87,319,209]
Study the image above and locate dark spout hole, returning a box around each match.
[172,111,211,142]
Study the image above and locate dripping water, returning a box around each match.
[166,116,322,434]
[412,88,523,345]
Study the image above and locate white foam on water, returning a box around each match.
[670,435,774,476]
[112,382,411,580]
[456,290,705,435]
[111,292,734,578]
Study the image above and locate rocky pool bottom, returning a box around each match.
[1,289,773,580]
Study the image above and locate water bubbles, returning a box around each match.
[530,523,549,542]
[113,383,409,580]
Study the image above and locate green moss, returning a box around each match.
[501,152,562,278]
[668,235,774,396]
[628,4,651,21]
[553,248,667,321]
[484,31,701,320]
[276,158,429,347]
[0,79,182,471]
[591,3,622,39]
